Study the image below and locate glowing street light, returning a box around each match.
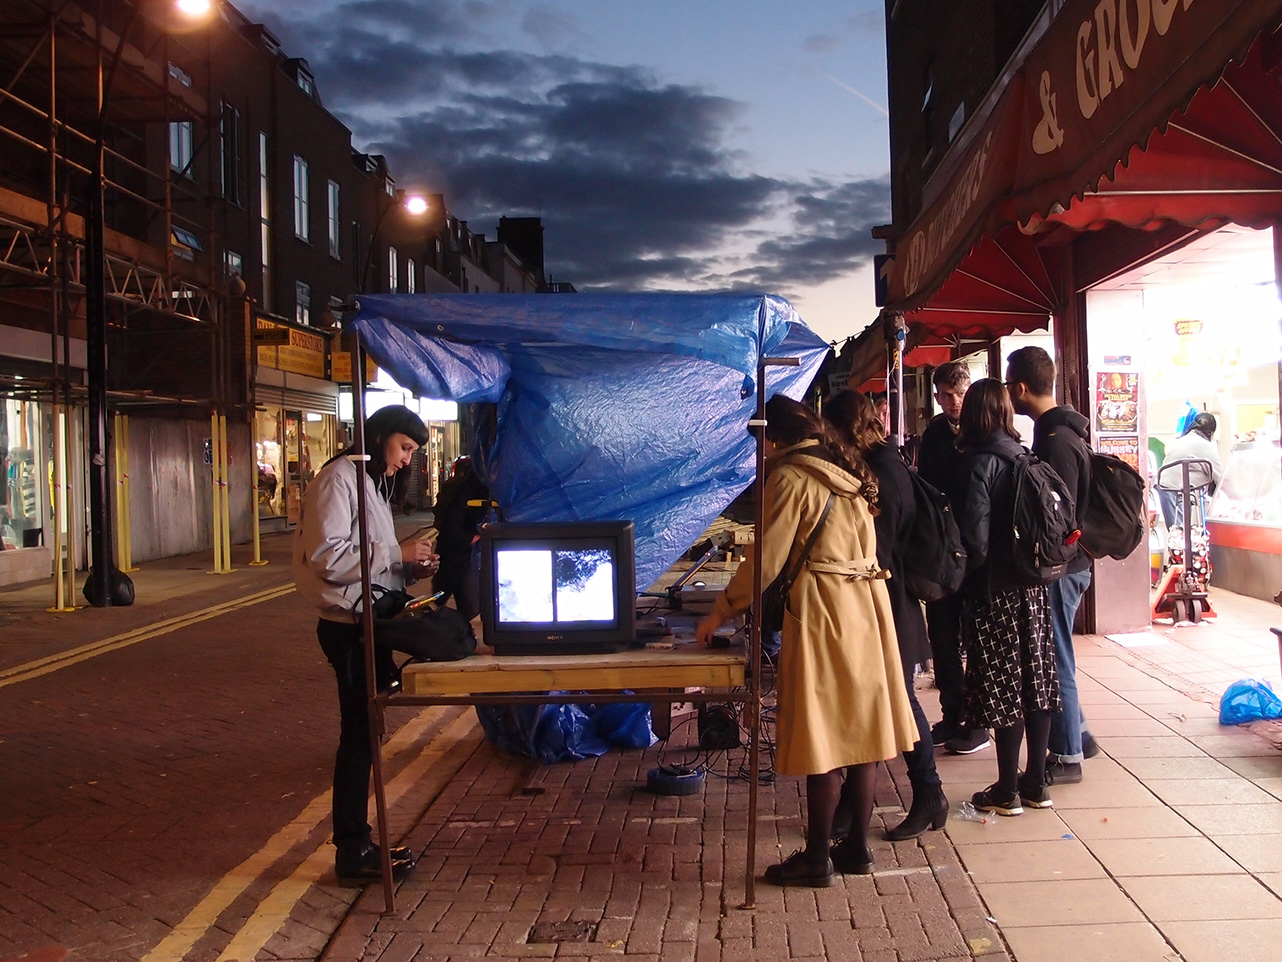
[404,195,429,216]
[360,191,431,293]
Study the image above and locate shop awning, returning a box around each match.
[888,0,1282,321]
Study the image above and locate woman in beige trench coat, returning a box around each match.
[697,396,918,887]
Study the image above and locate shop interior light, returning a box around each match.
[419,398,459,421]
[338,390,353,423]
[305,412,323,422]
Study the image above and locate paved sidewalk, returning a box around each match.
[5,546,1282,962]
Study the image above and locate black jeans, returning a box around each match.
[902,658,942,791]
[317,618,373,856]
[925,592,965,730]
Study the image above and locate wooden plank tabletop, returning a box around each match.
[399,644,746,696]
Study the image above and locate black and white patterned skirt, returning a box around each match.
[960,586,1060,729]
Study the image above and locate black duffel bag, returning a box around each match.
[368,585,477,664]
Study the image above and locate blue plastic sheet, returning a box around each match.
[351,293,830,589]
[474,699,657,763]
[1219,677,1282,725]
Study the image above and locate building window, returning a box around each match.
[406,257,416,293]
[293,155,309,241]
[169,121,193,177]
[225,249,243,278]
[167,62,192,87]
[327,180,341,259]
[259,133,272,312]
[387,246,398,292]
[296,281,311,325]
[350,220,362,287]
[220,103,243,206]
[297,68,315,96]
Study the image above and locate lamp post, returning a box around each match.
[84,0,213,606]
[359,190,429,294]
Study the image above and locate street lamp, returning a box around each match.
[359,191,430,294]
[84,0,215,606]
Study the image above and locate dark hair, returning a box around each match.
[957,378,1020,450]
[1188,412,1217,439]
[341,404,429,502]
[932,360,971,391]
[764,395,879,509]
[824,390,885,456]
[1005,346,1056,396]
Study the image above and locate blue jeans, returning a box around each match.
[1048,569,1092,763]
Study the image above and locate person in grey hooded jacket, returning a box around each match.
[294,404,437,886]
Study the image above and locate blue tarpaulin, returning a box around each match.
[350,293,830,590]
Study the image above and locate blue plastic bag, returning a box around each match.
[591,702,658,749]
[1219,678,1282,725]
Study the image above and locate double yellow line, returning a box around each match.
[0,582,296,689]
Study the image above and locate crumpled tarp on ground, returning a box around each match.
[351,293,830,590]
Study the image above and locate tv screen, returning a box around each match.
[480,520,636,655]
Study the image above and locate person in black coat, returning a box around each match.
[954,379,1060,816]
[826,390,948,840]
[431,457,490,620]
[916,361,989,754]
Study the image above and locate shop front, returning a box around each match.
[254,316,341,530]
[881,3,1282,630]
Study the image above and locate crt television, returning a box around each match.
[479,520,636,655]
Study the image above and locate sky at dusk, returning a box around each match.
[233,0,892,344]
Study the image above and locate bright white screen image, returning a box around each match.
[495,546,616,623]
[553,549,616,622]
[496,549,553,622]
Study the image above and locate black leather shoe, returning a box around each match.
[885,788,950,841]
[829,837,874,875]
[336,843,417,888]
[763,850,836,887]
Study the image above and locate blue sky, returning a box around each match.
[234,0,892,342]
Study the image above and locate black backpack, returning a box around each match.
[1006,452,1079,585]
[901,467,967,602]
[1078,453,1146,560]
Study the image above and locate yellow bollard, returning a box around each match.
[208,412,225,574]
[248,435,268,566]
[121,414,137,571]
[219,414,234,572]
[48,406,77,612]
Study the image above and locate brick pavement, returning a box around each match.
[7,536,1282,962]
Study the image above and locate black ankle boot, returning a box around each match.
[884,788,949,841]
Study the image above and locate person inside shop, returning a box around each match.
[431,455,490,621]
[1004,347,1099,786]
[824,390,949,841]
[1158,412,1223,527]
[293,404,439,886]
[954,379,1060,816]
[695,395,918,887]
[916,361,990,756]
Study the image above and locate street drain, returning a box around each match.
[528,921,597,943]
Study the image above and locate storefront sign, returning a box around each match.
[1098,433,1141,473]
[1174,318,1203,337]
[256,320,326,379]
[330,351,378,384]
[1095,371,1139,433]
[887,0,1281,310]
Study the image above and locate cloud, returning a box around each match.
[234,0,890,295]
[803,11,884,54]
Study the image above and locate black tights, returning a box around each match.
[804,762,876,862]
[993,710,1052,794]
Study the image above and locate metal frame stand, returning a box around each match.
[346,321,798,914]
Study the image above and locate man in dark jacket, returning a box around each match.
[1005,347,1097,783]
[917,360,990,755]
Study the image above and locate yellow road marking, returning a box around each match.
[212,710,482,962]
[140,706,477,962]
[0,584,296,688]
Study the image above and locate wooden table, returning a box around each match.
[398,644,745,697]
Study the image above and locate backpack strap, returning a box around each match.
[776,492,836,598]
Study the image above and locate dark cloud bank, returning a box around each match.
[244,1,889,298]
